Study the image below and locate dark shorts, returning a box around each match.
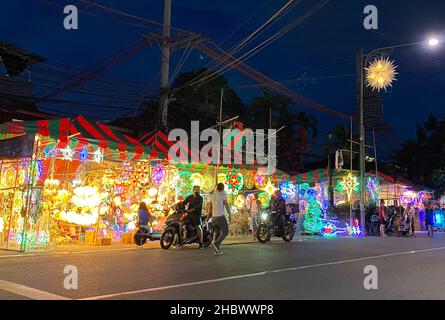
[379,219,386,226]
[188,214,202,227]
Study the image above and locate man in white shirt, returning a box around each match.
[208,183,232,255]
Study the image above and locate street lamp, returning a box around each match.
[428,38,440,47]
[358,37,440,234]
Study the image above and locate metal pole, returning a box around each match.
[215,88,224,187]
[359,49,366,233]
[160,0,172,129]
[372,129,378,177]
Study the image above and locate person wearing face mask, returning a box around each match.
[182,185,204,248]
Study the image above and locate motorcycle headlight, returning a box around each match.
[261,213,268,221]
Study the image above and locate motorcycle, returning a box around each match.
[134,216,162,246]
[160,210,214,249]
[256,210,295,243]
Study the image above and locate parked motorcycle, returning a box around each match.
[134,216,161,246]
[256,210,295,243]
[160,210,214,249]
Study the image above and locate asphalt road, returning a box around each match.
[1,234,445,300]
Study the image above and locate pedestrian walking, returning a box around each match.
[379,199,387,237]
[208,183,232,255]
[425,202,435,237]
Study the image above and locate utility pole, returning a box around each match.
[215,87,225,186]
[160,0,172,130]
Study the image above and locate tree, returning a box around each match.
[397,114,445,188]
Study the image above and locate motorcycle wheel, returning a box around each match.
[256,225,270,243]
[160,228,176,249]
[134,230,146,246]
[282,222,294,242]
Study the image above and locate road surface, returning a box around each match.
[1,234,445,300]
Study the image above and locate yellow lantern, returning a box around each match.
[202,174,215,193]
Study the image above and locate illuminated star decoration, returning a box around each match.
[340,173,359,201]
[263,181,277,196]
[61,145,75,161]
[92,148,103,163]
[365,57,398,92]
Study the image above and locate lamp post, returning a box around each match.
[358,37,440,233]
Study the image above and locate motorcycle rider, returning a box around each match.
[270,190,286,234]
[182,185,204,248]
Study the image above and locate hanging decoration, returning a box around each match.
[279,181,297,200]
[226,169,244,194]
[365,57,398,92]
[257,191,270,209]
[178,170,193,197]
[190,173,204,188]
[234,194,246,210]
[366,176,380,203]
[263,181,277,197]
[61,145,75,161]
[340,173,359,201]
[93,148,104,163]
[42,145,57,159]
[202,174,215,193]
[244,172,255,190]
[151,164,165,185]
[80,146,89,162]
[245,193,255,210]
[255,173,267,190]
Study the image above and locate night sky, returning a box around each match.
[1,0,445,146]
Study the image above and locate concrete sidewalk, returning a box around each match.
[0,236,258,256]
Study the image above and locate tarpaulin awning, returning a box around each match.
[0,116,163,161]
[288,169,328,184]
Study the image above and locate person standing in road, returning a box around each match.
[208,183,232,255]
[378,199,387,237]
[405,203,416,237]
[248,193,261,240]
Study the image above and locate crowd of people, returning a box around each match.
[375,199,442,238]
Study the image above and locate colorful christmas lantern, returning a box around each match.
[226,169,244,194]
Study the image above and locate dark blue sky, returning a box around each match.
[1,0,445,144]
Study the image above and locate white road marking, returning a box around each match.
[0,279,71,300]
[81,245,445,300]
